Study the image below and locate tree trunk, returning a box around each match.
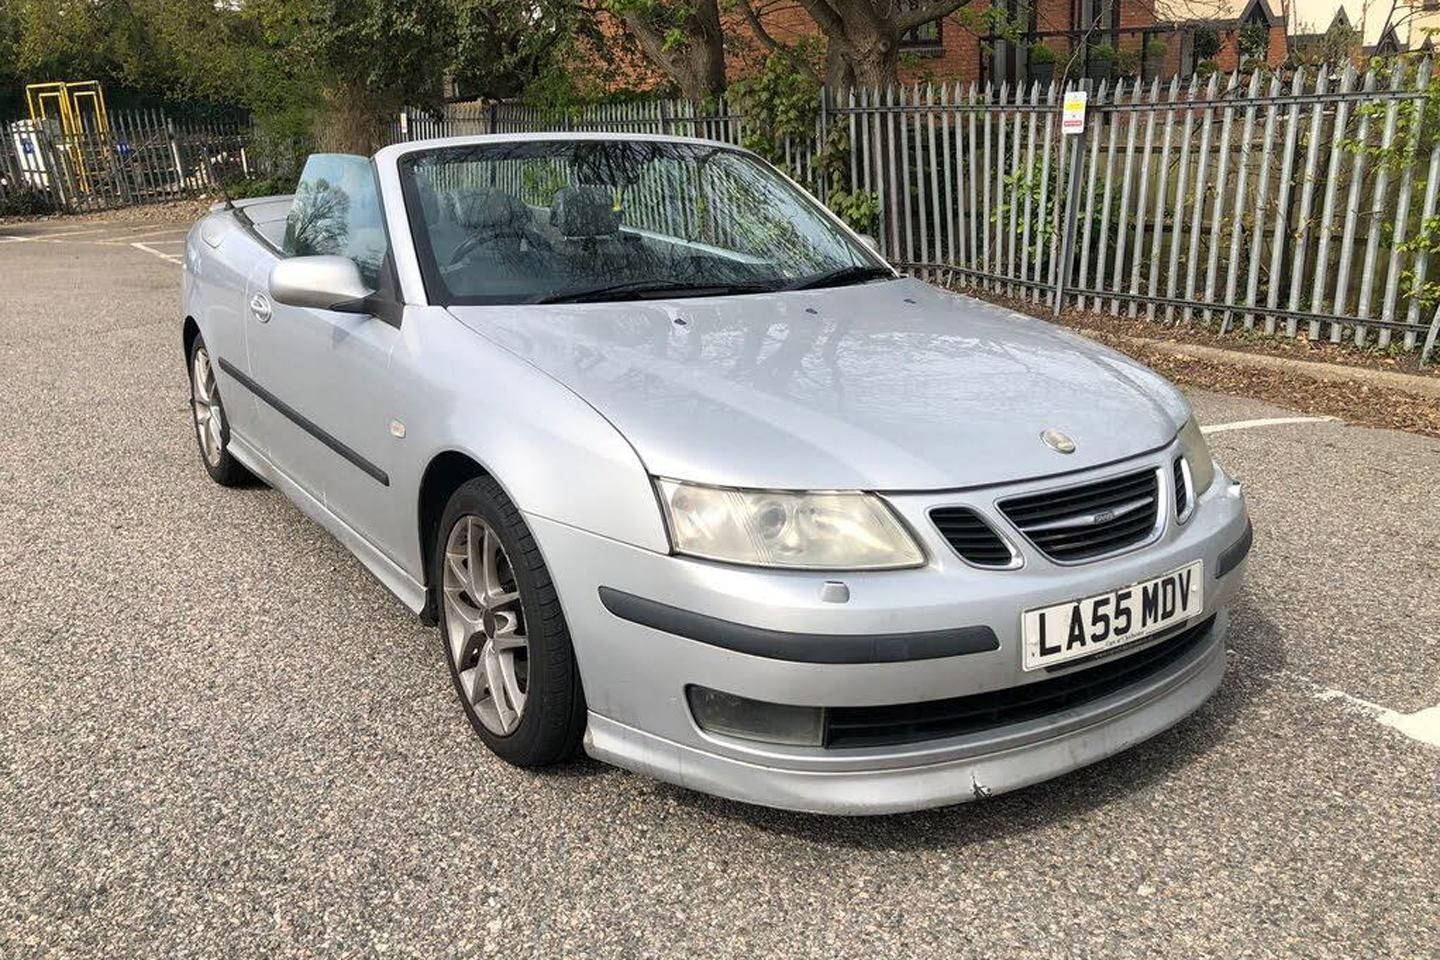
[825,41,856,92]
[821,24,897,94]
[621,0,727,102]
[689,0,727,99]
[850,47,898,90]
[317,87,393,155]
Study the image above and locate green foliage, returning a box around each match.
[222,175,298,199]
[1,0,581,153]
[814,126,880,234]
[520,162,568,206]
[993,158,1060,260]
[957,4,1027,46]
[1343,64,1440,311]
[1091,43,1117,63]
[725,46,878,234]
[726,46,821,166]
[0,185,54,217]
[1193,28,1221,61]
[1145,39,1167,60]
[1028,42,1058,66]
[1114,49,1140,78]
[1319,21,1361,66]
[1239,22,1270,63]
[451,0,587,102]
[827,186,882,234]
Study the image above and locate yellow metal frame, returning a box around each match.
[26,80,111,136]
[25,80,112,192]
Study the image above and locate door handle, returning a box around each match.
[249,293,272,323]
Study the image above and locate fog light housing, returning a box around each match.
[686,685,825,746]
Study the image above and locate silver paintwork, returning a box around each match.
[269,255,371,311]
[183,133,1250,814]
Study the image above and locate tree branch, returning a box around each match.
[738,0,785,52]
[620,13,679,76]
[895,0,974,34]
[793,0,850,41]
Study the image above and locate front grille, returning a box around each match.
[1173,457,1189,518]
[823,616,1215,748]
[931,507,1013,567]
[999,467,1160,563]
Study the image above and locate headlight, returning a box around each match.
[1178,416,1216,496]
[656,479,924,570]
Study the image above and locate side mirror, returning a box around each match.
[857,233,880,253]
[269,255,372,311]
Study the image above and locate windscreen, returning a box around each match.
[398,139,885,305]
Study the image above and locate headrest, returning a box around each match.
[452,189,529,232]
[549,185,621,239]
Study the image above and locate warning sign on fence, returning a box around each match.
[1062,92,1087,135]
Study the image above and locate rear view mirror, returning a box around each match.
[269,256,372,312]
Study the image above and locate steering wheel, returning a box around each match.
[447,227,553,267]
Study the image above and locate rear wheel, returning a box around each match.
[188,334,253,487]
[436,476,585,766]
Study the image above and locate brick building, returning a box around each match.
[592,0,1288,94]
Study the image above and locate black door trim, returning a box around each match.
[597,586,1000,663]
[216,357,390,487]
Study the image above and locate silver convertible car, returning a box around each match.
[182,133,1251,814]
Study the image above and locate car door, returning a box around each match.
[244,154,404,554]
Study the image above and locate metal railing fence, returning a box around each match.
[0,110,288,216]
[7,71,1440,359]
[401,67,1440,358]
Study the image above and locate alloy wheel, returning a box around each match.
[191,346,224,466]
[442,515,529,735]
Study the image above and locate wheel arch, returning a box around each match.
[416,449,495,624]
[182,315,201,363]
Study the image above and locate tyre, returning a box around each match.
[188,334,254,487]
[436,476,585,766]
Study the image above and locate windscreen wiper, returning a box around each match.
[533,278,776,304]
[780,264,896,291]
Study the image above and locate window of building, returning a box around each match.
[898,1,943,49]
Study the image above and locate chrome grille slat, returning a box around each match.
[1173,457,1189,518]
[1001,475,1157,522]
[930,507,1015,567]
[999,467,1161,563]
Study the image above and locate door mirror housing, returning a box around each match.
[269,255,373,312]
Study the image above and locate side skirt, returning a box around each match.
[227,433,428,614]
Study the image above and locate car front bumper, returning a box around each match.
[527,454,1249,815]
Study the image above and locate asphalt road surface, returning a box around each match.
[2,216,1436,959]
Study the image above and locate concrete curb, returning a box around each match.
[1106,335,1440,400]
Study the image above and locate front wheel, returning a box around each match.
[188,334,253,487]
[436,476,585,766]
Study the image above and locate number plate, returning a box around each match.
[1020,561,1204,671]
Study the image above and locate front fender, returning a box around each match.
[389,307,669,574]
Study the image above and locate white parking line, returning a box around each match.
[131,241,183,266]
[23,227,110,240]
[1201,416,1340,435]
[99,228,191,244]
[1316,688,1440,749]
